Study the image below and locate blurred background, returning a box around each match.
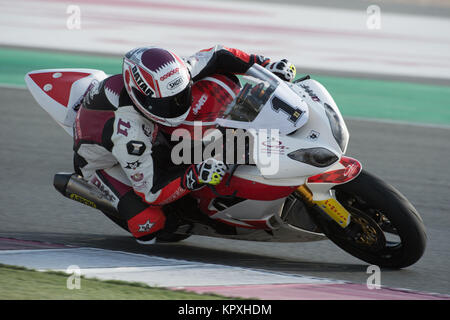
[2,0,450,123]
[1,0,450,82]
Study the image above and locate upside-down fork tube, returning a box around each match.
[296,156,362,228]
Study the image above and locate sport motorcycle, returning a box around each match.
[25,64,427,268]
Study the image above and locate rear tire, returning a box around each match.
[309,170,427,268]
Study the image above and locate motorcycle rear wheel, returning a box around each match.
[309,170,427,269]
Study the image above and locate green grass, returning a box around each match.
[0,264,232,300]
[0,47,122,86]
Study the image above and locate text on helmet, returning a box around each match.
[160,67,179,81]
[132,65,153,96]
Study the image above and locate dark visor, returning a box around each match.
[133,81,192,119]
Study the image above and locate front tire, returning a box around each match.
[309,170,427,268]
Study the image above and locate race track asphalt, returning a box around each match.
[0,86,449,295]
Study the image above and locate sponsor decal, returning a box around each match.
[72,80,99,111]
[131,65,154,96]
[125,160,142,170]
[261,140,288,150]
[344,163,359,177]
[74,110,82,140]
[69,193,97,208]
[117,118,131,137]
[138,219,155,233]
[307,130,320,140]
[130,172,144,182]
[157,186,186,205]
[87,80,100,102]
[142,124,152,137]
[160,67,179,81]
[314,198,350,228]
[261,139,288,155]
[300,84,320,102]
[185,169,197,190]
[126,140,146,156]
[167,77,183,90]
[307,157,361,184]
[91,177,117,202]
[193,93,208,115]
[142,124,158,143]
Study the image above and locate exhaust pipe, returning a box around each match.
[53,173,118,216]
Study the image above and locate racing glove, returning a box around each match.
[265,59,296,82]
[182,158,228,191]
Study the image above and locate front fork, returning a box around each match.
[295,156,362,229]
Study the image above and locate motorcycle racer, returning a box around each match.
[73,45,296,244]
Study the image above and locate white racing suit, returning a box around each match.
[73,45,273,241]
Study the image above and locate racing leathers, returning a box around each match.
[73,45,289,242]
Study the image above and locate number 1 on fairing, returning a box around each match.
[271,96,303,124]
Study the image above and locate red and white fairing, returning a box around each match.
[25,69,107,135]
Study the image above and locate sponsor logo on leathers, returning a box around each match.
[193,93,208,115]
[131,172,144,182]
[138,220,155,233]
[125,160,141,170]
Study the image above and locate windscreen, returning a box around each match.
[223,66,280,122]
[216,64,308,135]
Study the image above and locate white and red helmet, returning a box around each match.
[123,47,192,126]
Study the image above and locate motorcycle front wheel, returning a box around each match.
[309,170,427,269]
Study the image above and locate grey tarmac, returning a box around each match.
[0,87,449,295]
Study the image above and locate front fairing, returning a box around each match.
[211,65,350,183]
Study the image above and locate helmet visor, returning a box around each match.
[133,81,192,119]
